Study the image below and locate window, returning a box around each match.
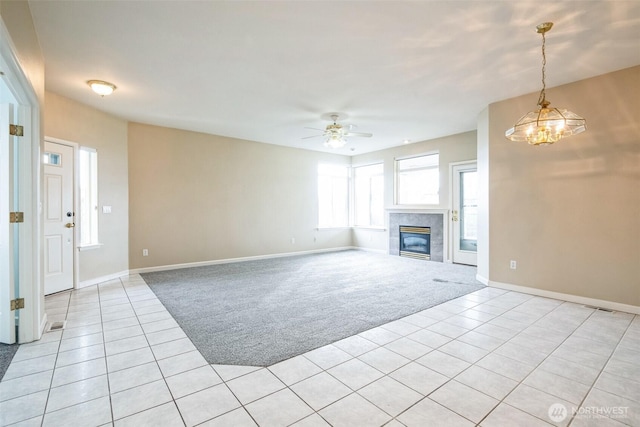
[396,153,439,205]
[353,163,384,227]
[79,147,99,246]
[43,152,61,166]
[318,164,349,228]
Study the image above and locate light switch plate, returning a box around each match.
[102,205,112,214]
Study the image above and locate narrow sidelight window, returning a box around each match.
[79,147,99,246]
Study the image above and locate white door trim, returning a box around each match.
[1,19,44,343]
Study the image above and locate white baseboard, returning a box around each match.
[476,274,489,286]
[354,246,386,255]
[38,313,48,340]
[489,280,640,315]
[129,247,356,274]
[77,270,131,289]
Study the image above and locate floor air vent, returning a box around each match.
[583,305,614,313]
[45,321,66,332]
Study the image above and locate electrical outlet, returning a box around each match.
[143,249,149,256]
[291,237,295,244]
[510,260,517,270]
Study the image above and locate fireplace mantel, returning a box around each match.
[386,207,449,215]
[387,209,450,262]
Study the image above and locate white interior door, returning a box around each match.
[452,162,478,266]
[0,103,16,343]
[44,141,75,295]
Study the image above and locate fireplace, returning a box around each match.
[389,211,446,262]
[399,226,431,260]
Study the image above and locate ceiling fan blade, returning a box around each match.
[302,134,323,139]
[304,127,326,132]
[343,132,373,138]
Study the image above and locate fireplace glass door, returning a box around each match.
[399,226,431,260]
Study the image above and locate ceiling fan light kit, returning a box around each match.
[505,22,586,145]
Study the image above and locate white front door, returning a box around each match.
[44,141,75,295]
[452,162,478,266]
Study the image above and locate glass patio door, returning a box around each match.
[452,163,477,266]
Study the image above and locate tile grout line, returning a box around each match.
[381,290,505,425]
[99,279,116,427]
[387,290,564,425]
[386,289,524,425]
[39,289,71,427]
[564,311,636,427]
[473,300,608,427]
[117,276,188,426]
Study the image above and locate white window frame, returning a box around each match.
[353,162,384,228]
[395,151,440,205]
[317,163,350,229]
[78,146,100,249]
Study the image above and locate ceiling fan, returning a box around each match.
[303,114,372,148]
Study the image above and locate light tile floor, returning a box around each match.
[0,274,638,426]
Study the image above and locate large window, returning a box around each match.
[396,153,439,205]
[353,163,384,227]
[318,164,349,228]
[79,147,99,246]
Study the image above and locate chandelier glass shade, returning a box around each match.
[324,134,347,148]
[505,22,586,146]
[505,102,586,145]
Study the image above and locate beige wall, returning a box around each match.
[0,0,45,107]
[485,66,640,306]
[351,131,477,252]
[45,92,129,282]
[128,122,351,269]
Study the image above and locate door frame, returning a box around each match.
[44,137,80,292]
[1,20,44,343]
[0,102,17,343]
[449,160,478,266]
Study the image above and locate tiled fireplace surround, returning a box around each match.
[389,211,447,262]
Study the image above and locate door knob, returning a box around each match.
[65,222,75,228]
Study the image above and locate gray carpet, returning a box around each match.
[142,250,484,366]
[0,343,18,381]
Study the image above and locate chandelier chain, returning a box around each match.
[537,31,547,106]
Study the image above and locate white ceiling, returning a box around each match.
[28,1,640,155]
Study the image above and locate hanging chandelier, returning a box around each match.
[505,22,586,145]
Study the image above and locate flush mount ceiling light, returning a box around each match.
[505,22,586,145]
[87,80,117,96]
